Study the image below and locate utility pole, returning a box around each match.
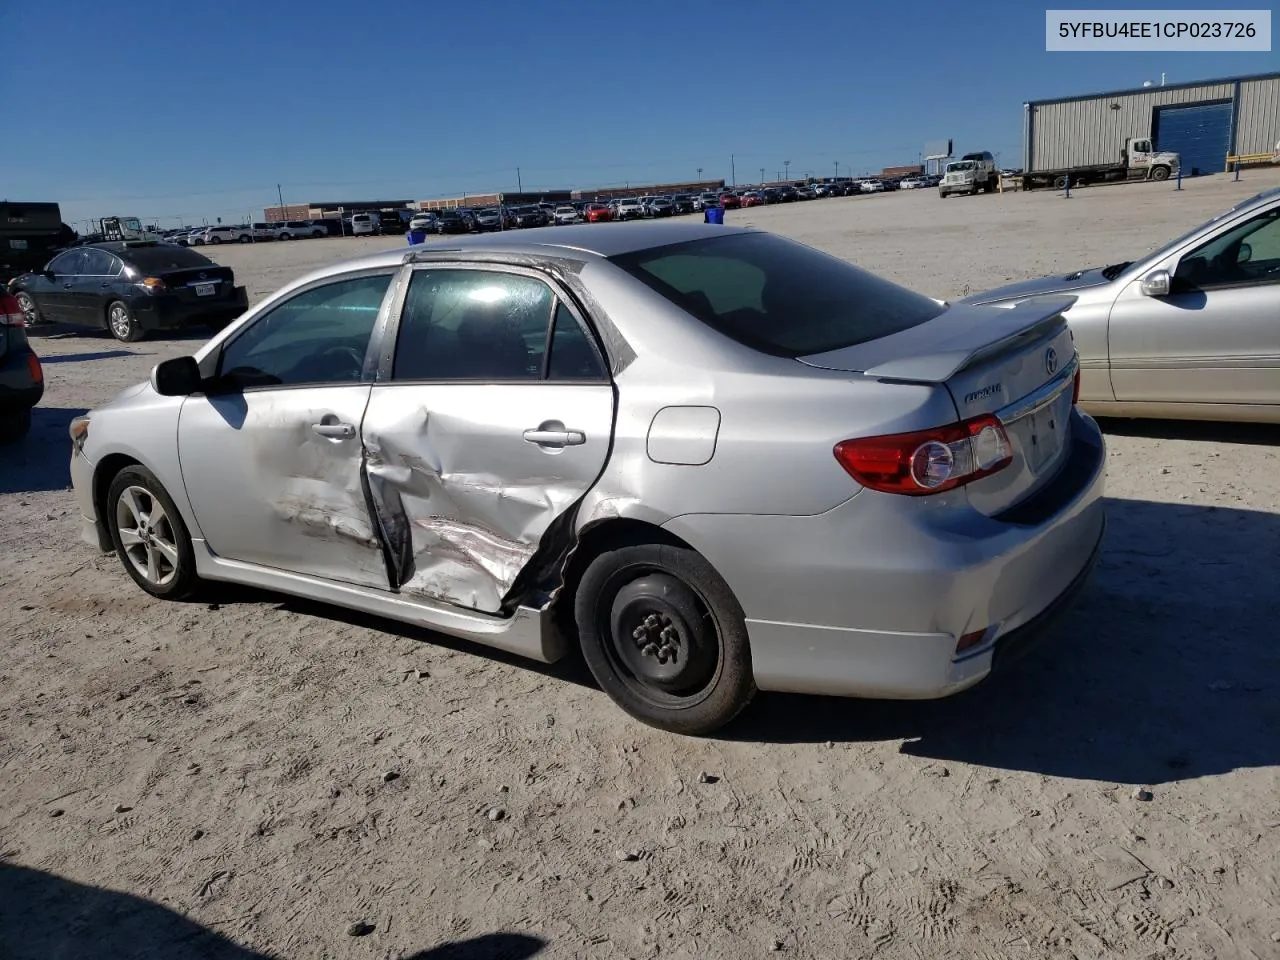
[730,154,736,187]
[517,167,522,193]
[784,159,790,181]
[759,167,765,184]
[276,183,285,220]
[834,160,840,179]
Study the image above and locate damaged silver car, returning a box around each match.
[69,223,1106,735]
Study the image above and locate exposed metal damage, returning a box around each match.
[362,398,600,614]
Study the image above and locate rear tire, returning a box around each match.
[574,541,756,735]
[107,300,143,342]
[0,408,32,445]
[106,465,200,600]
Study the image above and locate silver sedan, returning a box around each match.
[964,186,1280,423]
[67,223,1106,734]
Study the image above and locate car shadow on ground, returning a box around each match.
[26,322,211,344]
[37,350,139,364]
[201,582,599,691]
[1096,416,1280,446]
[729,495,1280,786]
[0,862,547,960]
[0,407,89,495]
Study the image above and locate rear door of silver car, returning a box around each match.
[177,270,397,588]
[361,263,615,614]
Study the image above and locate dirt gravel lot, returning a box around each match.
[3,173,1280,960]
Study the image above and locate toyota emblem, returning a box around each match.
[1045,347,1058,376]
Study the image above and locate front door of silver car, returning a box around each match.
[176,271,396,588]
[361,265,615,614]
[1109,202,1280,406]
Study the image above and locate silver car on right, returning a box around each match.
[964,186,1280,423]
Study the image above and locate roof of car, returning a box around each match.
[308,222,763,278]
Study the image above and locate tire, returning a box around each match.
[1150,165,1170,182]
[14,291,42,325]
[278,233,290,241]
[574,541,756,735]
[239,234,252,243]
[311,230,324,238]
[106,300,144,342]
[1054,175,1070,191]
[208,236,221,245]
[0,408,32,445]
[106,465,199,600]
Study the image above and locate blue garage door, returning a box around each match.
[1154,101,1233,177]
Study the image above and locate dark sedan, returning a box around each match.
[9,241,249,342]
[437,210,475,234]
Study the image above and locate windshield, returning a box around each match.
[947,161,976,172]
[609,232,945,357]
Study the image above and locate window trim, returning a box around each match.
[376,261,612,386]
[205,266,401,393]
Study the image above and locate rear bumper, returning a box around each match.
[133,286,249,331]
[662,411,1107,699]
[0,348,43,412]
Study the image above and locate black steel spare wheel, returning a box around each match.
[575,541,756,735]
[609,574,718,696]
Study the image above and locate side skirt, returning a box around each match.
[190,539,567,663]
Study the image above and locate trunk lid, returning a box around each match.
[798,295,1079,516]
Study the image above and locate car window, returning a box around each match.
[547,303,606,381]
[610,232,945,357]
[1175,207,1280,288]
[49,249,88,275]
[392,269,554,381]
[81,249,118,275]
[218,273,393,388]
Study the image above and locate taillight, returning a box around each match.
[834,414,1013,496]
[0,292,25,327]
[27,353,42,384]
[140,276,166,292]
[1072,367,1081,405]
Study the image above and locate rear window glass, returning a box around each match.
[122,245,215,271]
[608,232,944,357]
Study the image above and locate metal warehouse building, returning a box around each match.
[1024,71,1280,177]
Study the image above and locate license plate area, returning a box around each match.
[194,282,216,296]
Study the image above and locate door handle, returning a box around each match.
[523,426,586,447]
[312,421,356,440]
[62,282,73,289]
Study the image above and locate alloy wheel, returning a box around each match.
[114,485,181,587]
[109,303,132,340]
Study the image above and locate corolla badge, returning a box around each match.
[1045,347,1059,376]
[964,383,1003,404]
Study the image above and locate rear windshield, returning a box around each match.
[609,232,944,357]
[122,245,215,271]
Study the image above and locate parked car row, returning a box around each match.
[168,220,333,246]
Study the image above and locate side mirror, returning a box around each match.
[151,355,204,396]
[1237,243,1252,264]
[1139,269,1171,298]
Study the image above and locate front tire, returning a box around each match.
[575,541,756,735]
[106,466,199,600]
[14,291,42,325]
[1150,165,1170,182]
[107,300,143,342]
[208,236,221,245]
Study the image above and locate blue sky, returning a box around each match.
[2,0,1274,228]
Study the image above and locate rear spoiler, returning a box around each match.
[859,294,1077,383]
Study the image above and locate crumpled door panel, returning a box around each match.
[362,383,614,613]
